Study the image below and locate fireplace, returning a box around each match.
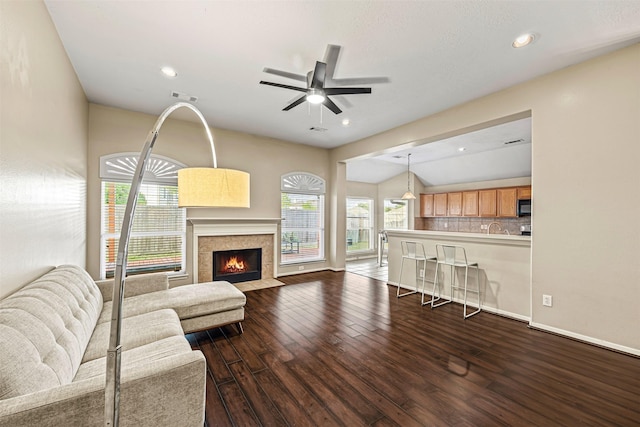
[212,248,262,283]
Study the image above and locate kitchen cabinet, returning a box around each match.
[447,192,462,216]
[420,194,434,217]
[497,188,518,217]
[434,193,448,216]
[517,186,532,199]
[478,190,497,217]
[462,191,479,216]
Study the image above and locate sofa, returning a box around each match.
[0,264,246,427]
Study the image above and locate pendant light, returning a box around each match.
[401,153,416,200]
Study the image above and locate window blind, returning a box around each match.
[101,181,185,278]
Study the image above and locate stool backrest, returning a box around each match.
[401,241,426,259]
[436,244,469,265]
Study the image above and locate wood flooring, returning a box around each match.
[187,271,640,426]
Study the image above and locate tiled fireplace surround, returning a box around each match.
[191,220,279,283]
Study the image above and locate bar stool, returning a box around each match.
[397,241,436,299]
[430,244,481,318]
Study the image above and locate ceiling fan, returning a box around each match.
[259,44,388,115]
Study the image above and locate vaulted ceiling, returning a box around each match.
[44,0,640,185]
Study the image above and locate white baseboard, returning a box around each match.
[389,281,530,322]
[528,322,640,357]
[277,266,331,277]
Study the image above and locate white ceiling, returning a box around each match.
[44,0,640,185]
[347,117,532,185]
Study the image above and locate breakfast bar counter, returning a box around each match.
[385,229,531,320]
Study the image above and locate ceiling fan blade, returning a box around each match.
[325,87,372,95]
[328,76,390,86]
[259,81,308,93]
[262,67,307,83]
[323,96,342,114]
[323,44,341,80]
[283,94,307,111]
[310,61,327,89]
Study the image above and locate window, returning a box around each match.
[100,153,186,279]
[346,198,374,252]
[384,199,408,229]
[281,173,325,264]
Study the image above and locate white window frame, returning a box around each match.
[280,172,326,265]
[346,197,374,253]
[384,198,409,230]
[99,153,187,279]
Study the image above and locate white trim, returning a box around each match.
[389,280,531,322]
[529,322,640,357]
[100,152,186,185]
[278,266,332,276]
[281,172,326,194]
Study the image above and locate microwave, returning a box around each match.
[517,199,531,217]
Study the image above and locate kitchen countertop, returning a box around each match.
[385,229,531,244]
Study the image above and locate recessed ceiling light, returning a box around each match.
[458,147,466,152]
[161,66,177,78]
[512,33,535,48]
[342,119,350,126]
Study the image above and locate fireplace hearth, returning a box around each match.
[213,248,262,283]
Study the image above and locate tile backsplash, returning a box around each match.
[414,217,531,235]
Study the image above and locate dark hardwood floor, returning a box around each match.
[187,271,640,426]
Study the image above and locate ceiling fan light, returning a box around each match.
[306,89,325,104]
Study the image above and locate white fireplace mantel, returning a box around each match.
[189,218,281,281]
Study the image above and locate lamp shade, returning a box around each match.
[178,167,250,208]
[401,191,416,200]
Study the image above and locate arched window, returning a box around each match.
[99,153,187,279]
[280,172,325,264]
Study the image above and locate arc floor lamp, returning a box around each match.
[105,102,250,427]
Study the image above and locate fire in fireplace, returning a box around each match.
[213,248,262,283]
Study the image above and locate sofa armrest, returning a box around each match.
[0,350,206,427]
[96,272,170,302]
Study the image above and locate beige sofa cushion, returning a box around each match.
[82,308,184,363]
[75,335,192,382]
[0,265,102,399]
[98,281,246,324]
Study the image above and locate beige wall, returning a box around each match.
[332,44,640,353]
[86,104,331,281]
[0,1,88,298]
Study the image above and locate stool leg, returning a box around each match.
[420,259,431,306]
[430,262,439,308]
[431,262,452,309]
[463,264,482,319]
[463,265,468,318]
[397,257,417,298]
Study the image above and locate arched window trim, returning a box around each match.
[281,172,326,195]
[100,152,186,185]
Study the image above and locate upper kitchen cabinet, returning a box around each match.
[478,189,497,217]
[420,194,434,217]
[462,191,479,216]
[434,193,448,216]
[518,186,532,199]
[497,187,518,217]
[447,192,463,216]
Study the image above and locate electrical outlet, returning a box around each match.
[419,269,425,278]
[444,222,448,228]
[542,294,553,307]
[298,266,305,271]
[480,224,488,230]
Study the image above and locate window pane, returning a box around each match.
[346,198,374,252]
[384,199,408,229]
[101,182,185,278]
[281,193,324,263]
